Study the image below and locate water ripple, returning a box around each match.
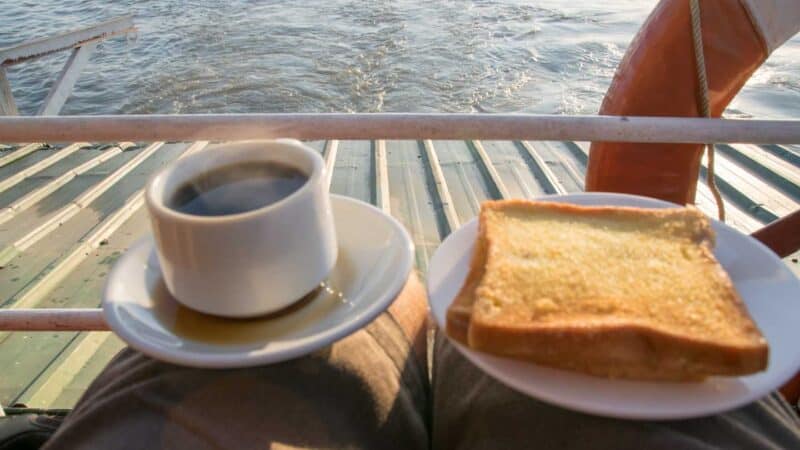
[0,0,797,118]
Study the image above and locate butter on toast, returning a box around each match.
[446,200,768,381]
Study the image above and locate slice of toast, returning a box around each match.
[446,200,768,381]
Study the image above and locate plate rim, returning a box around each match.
[102,194,414,368]
[427,192,800,420]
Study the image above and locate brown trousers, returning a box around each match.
[42,310,800,450]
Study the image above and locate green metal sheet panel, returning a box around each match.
[330,140,373,205]
[386,140,443,270]
[0,147,105,209]
[433,140,495,224]
[479,140,547,199]
[0,148,52,183]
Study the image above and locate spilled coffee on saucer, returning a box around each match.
[169,162,307,216]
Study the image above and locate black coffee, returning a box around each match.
[169,162,307,216]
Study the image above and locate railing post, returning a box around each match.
[0,68,18,116]
[37,43,98,116]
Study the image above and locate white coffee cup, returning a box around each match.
[145,139,337,318]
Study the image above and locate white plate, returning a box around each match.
[103,195,414,368]
[428,192,800,420]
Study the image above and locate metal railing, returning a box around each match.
[0,16,136,116]
[1,113,799,143]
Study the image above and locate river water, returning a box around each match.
[1,1,798,118]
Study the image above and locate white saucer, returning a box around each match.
[103,195,414,368]
[428,192,800,420]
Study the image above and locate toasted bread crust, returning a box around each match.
[468,322,768,381]
[446,200,768,381]
[446,201,491,344]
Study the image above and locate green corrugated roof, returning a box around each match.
[0,139,798,408]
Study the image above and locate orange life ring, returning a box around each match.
[585,0,800,205]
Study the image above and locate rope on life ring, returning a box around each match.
[689,0,724,221]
